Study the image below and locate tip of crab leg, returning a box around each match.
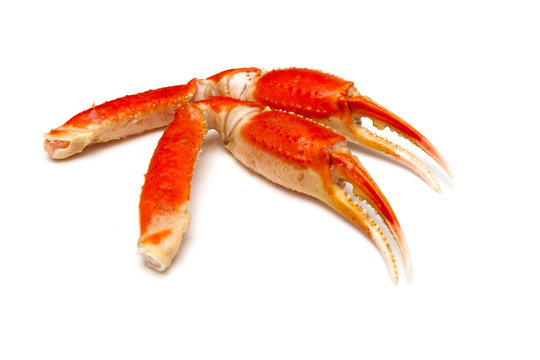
[348,95,452,179]
[138,247,167,272]
[330,150,411,275]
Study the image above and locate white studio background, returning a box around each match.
[1,1,539,359]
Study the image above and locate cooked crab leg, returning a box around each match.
[139,97,408,283]
[138,104,206,271]
[44,80,198,159]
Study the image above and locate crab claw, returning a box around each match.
[347,94,453,180]
[198,98,408,283]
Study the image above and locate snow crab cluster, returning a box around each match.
[44,68,451,283]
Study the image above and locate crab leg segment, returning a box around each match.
[138,104,206,271]
[44,80,198,159]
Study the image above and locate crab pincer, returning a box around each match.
[138,97,408,283]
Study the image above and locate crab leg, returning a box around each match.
[141,97,408,282]
[137,98,259,271]
[138,104,207,271]
[44,80,198,159]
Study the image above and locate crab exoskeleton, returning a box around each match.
[44,68,451,284]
